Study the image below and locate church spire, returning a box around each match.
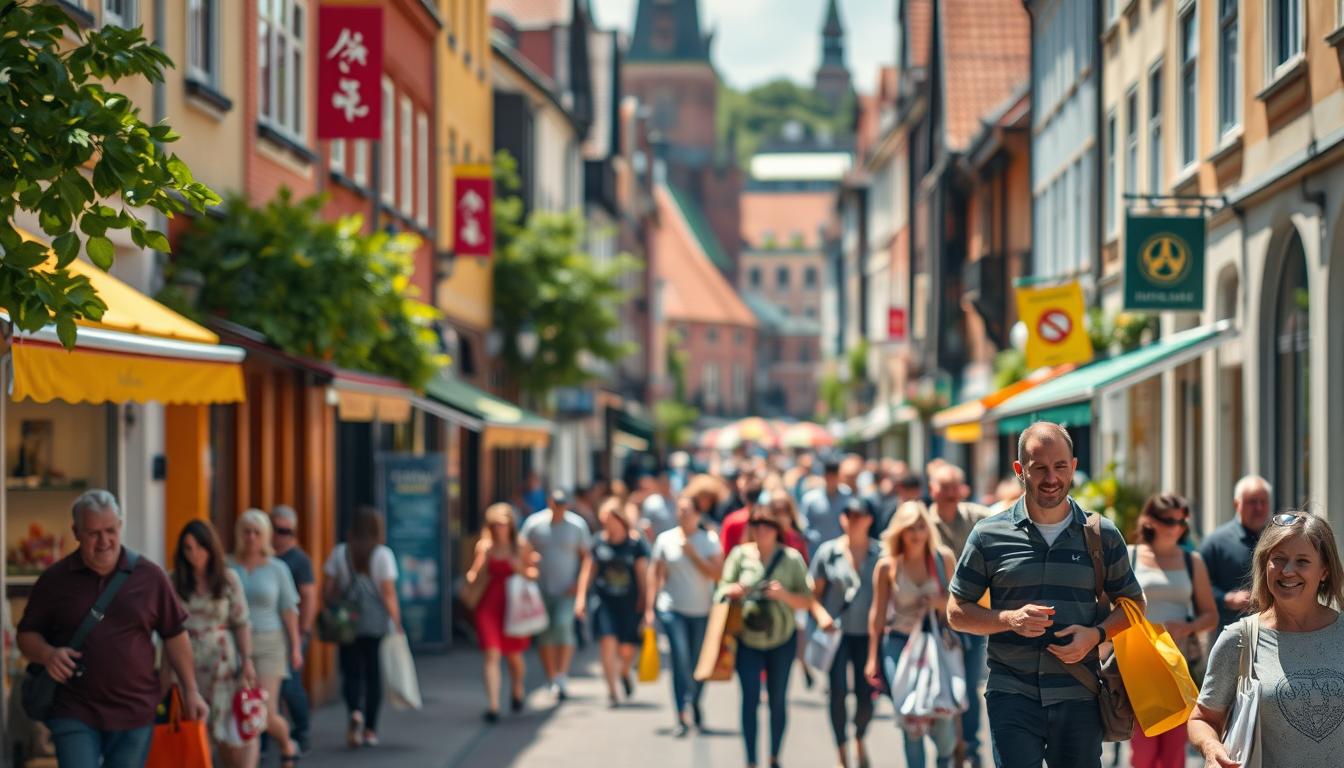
[820,0,845,68]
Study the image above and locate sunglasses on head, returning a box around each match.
[1272,513,1307,527]
[1149,515,1187,528]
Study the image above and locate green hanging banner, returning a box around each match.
[1124,213,1206,311]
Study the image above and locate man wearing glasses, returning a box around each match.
[1198,475,1272,634]
[271,504,316,754]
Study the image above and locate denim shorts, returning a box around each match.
[536,594,577,646]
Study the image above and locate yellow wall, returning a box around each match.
[436,0,494,331]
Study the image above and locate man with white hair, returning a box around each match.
[18,490,206,766]
[1199,475,1272,633]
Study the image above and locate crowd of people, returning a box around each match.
[472,421,1344,768]
[11,416,1344,768]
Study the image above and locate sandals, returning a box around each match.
[346,711,365,748]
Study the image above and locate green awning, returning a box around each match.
[610,407,655,443]
[424,374,553,449]
[989,320,1235,433]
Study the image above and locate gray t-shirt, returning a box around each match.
[800,485,852,554]
[641,494,678,539]
[1199,613,1344,764]
[520,511,593,597]
[651,527,722,617]
[809,536,881,636]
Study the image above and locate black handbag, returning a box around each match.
[21,550,140,721]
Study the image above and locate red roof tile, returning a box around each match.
[907,0,932,70]
[655,187,756,328]
[490,0,570,29]
[941,0,1030,151]
[740,191,836,250]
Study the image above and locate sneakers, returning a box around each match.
[346,711,364,749]
[550,678,569,702]
[363,730,379,747]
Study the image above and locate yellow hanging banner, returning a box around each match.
[1015,282,1093,370]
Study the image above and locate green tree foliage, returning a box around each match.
[718,79,856,167]
[0,3,219,346]
[491,151,638,401]
[162,191,444,388]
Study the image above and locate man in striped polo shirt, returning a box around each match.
[947,422,1144,768]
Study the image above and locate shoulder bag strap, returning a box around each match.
[761,547,786,582]
[68,549,140,651]
[1183,549,1196,617]
[1062,516,1108,696]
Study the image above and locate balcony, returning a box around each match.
[963,253,1007,348]
[585,159,618,215]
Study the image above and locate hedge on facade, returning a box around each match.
[162,191,444,388]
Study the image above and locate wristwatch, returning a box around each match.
[1095,625,1108,644]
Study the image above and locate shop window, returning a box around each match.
[1272,230,1310,508]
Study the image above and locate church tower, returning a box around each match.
[814,0,852,110]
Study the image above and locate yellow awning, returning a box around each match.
[12,339,244,404]
[932,364,1078,444]
[8,228,245,404]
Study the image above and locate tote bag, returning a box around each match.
[1221,615,1262,768]
[638,626,661,682]
[145,686,211,768]
[382,630,424,710]
[503,575,549,637]
[1112,596,1200,736]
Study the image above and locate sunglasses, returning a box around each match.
[749,519,781,532]
[1149,515,1188,528]
[1272,513,1307,527]
[273,527,295,537]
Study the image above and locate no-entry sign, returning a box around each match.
[1036,309,1072,344]
[1015,281,1093,369]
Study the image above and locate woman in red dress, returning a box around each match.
[467,503,536,722]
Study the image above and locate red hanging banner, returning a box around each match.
[454,165,494,258]
[317,5,383,140]
[887,307,907,342]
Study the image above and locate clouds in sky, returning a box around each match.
[588,0,893,93]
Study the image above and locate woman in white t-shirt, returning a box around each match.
[644,493,724,737]
[323,506,402,748]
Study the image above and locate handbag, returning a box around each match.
[381,630,424,710]
[737,548,788,637]
[1221,615,1262,768]
[229,686,267,742]
[22,549,140,721]
[637,625,661,682]
[1064,514,1136,742]
[1111,595,1199,736]
[145,685,212,768]
[503,574,549,637]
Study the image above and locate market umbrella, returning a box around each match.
[782,421,836,450]
[697,427,722,450]
[731,416,781,448]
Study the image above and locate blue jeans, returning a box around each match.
[281,637,312,746]
[48,719,152,768]
[986,692,1102,768]
[657,610,708,717]
[881,631,956,768]
[735,634,795,765]
[959,631,987,754]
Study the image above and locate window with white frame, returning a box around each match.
[258,0,305,139]
[103,0,136,28]
[1105,111,1117,237]
[731,363,746,408]
[1148,62,1163,193]
[1268,0,1303,74]
[186,0,218,85]
[702,363,720,406]
[1219,0,1239,136]
[352,140,368,187]
[330,139,346,174]
[1126,87,1139,196]
[1180,6,1197,168]
[399,96,413,215]
[381,78,395,205]
[415,111,429,228]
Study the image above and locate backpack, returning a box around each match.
[317,545,390,643]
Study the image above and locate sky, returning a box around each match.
[588,0,893,93]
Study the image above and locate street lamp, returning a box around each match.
[517,322,539,361]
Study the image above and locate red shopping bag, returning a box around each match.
[145,686,212,768]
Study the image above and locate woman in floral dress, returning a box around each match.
[172,519,257,767]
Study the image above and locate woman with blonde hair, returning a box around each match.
[230,508,302,766]
[864,501,958,768]
[576,497,650,707]
[465,503,536,722]
[1189,510,1344,765]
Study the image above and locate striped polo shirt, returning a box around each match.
[949,496,1142,705]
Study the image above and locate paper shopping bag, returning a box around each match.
[638,626,661,682]
[145,687,211,768]
[694,600,741,682]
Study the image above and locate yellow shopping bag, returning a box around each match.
[638,626,660,682]
[1112,596,1199,736]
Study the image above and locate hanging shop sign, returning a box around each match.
[1015,281,1093,370]
[453,164,494,258]
[317,5,383,139]
[887,307,907,343]
[1124,213,1205,311]
[379,453,447,649]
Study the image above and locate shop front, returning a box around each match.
[1,255,246,755]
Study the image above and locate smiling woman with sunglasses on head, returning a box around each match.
[718,506,823,768]
[1188,511,1344,767]
[1126,494,1217,768]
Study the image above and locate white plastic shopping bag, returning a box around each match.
[929,616,969,715]
[381,630,423,711]
[504,575,550,638]
[804,626,843,674]
[891,612,966,735]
